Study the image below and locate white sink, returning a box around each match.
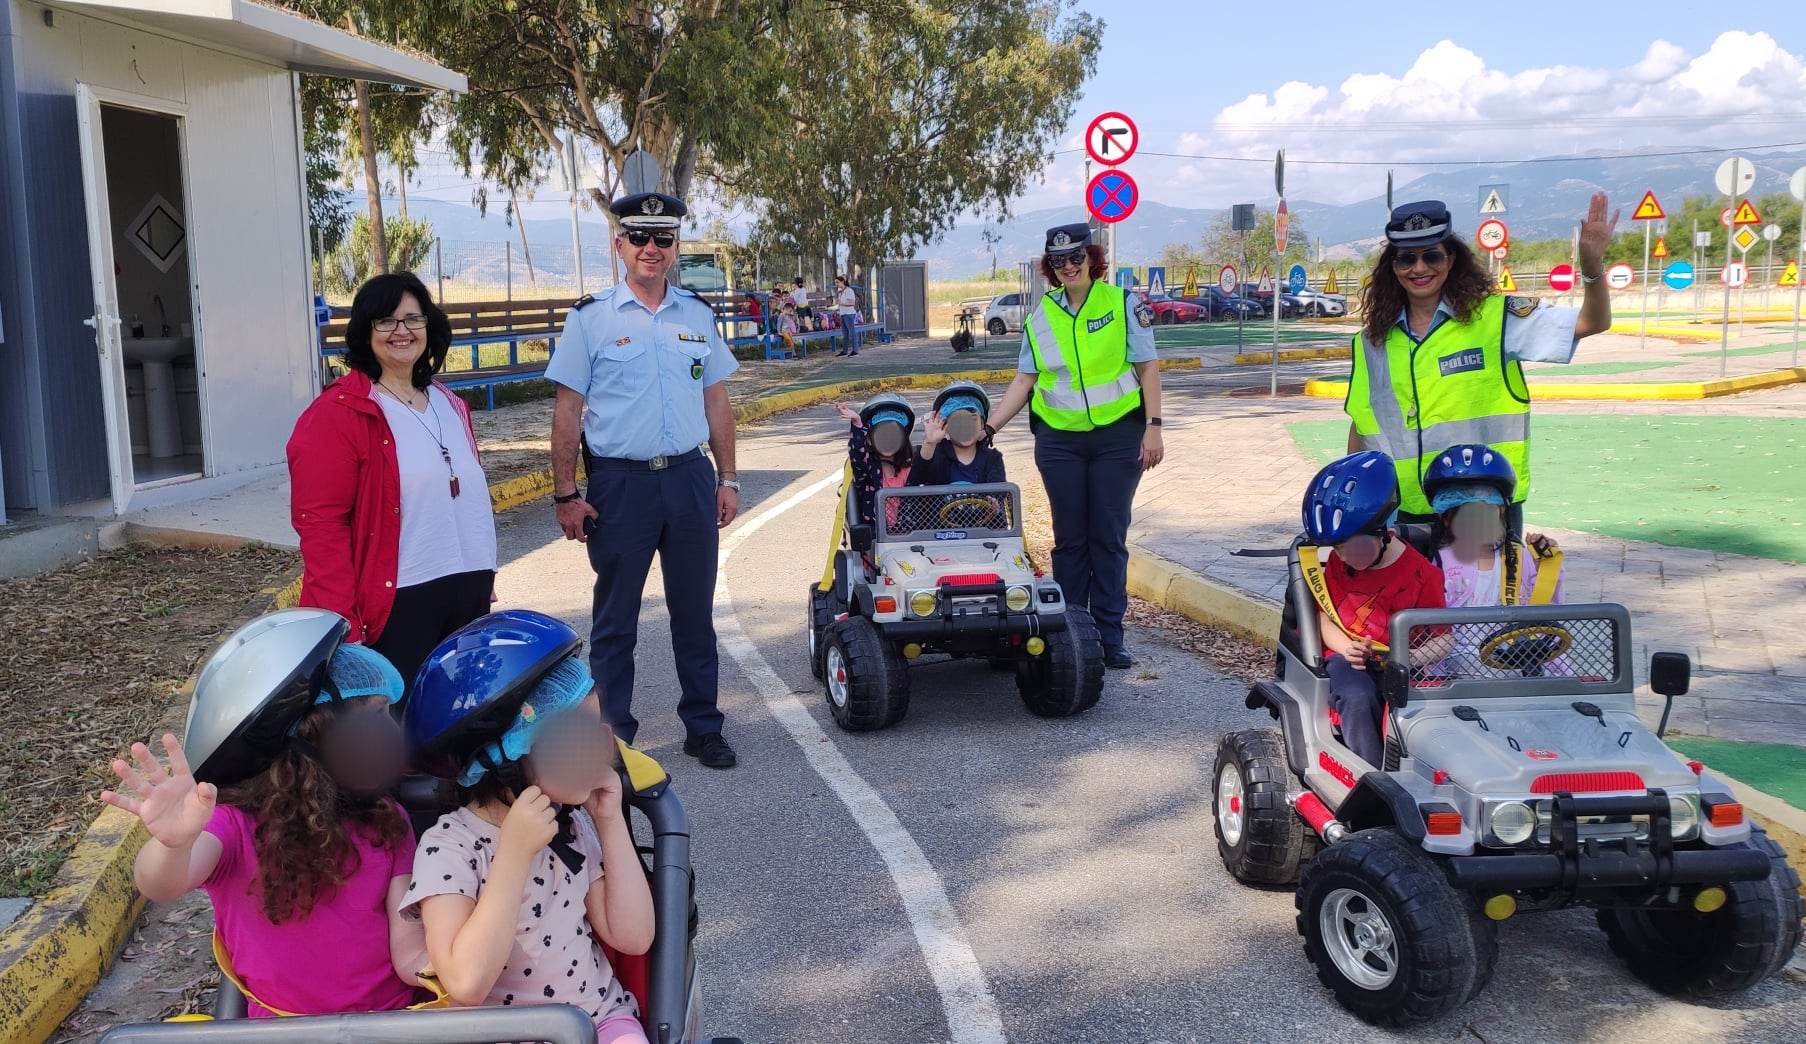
[123,337,193,458]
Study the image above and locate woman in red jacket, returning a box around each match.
[287,273,498,696]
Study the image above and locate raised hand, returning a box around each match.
[1577,192,1620,274]
[834,403,862,425]
[922,412,947,446]
[100,733,216,850]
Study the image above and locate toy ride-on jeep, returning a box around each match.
[806,472,1104,730]
[1212,537,1803,1026]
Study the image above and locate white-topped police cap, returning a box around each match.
[1385,200,1452,248]
[611,191,685,231]
[1044,222,1092,253]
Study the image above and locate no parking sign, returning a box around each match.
[1086,170,1138,224]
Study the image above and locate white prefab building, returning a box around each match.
[0,0,463,525]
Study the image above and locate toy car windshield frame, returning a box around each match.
[1388,602,1634,703]
[872,482,1023,542]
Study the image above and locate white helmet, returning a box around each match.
[182,609,348,785]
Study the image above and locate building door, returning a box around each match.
[74,83,134,514]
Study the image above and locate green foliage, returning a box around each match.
[1155,206,1313,281]
[324,214,437,297]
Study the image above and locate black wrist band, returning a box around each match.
[552,490,582,504]
[1148,417,1163,427]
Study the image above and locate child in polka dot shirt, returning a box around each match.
[402,661,654,1042]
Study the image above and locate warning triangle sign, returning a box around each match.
[1183,268,1198,298]
[1781,260,1800,287]
[1257,267,1273,292]
[1324,268,1340,294]
[1652,237,1669,259]
[1632,190,1665,221]
[1496,266,1517,292]
[1732,199,1762,226]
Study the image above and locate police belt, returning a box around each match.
[585,446,705,472]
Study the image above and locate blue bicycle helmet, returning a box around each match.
[1302,451,1399,544]
[1423,443,1516,514]
[404,609,584,780]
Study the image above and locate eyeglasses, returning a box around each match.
[1047,248,1087,270]
[1391,248,1449,269]
[372,314,427,333]
[624,230,677,249]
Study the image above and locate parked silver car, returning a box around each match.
[983,292,1027,335]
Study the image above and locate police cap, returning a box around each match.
[610,192,685,231]
[1384,201,1452,248]
[1044,223,1092,254]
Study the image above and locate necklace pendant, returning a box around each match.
[449,474,461,498]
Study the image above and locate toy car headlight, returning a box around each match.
[1005,586,1032,612]
[909,590,938,617]
[1668,794,1699,839]
[1489,801,1536,845]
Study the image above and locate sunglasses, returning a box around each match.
[372,314,427,333]
[624,230,677,249]
[1047,248,1088,270]
[1391,248,1449,269]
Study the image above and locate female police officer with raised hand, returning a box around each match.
[986,223,1163,671]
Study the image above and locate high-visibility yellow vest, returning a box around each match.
[1024,283,1143,431]
[1346,295,1529,516]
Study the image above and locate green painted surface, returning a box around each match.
[1524,359,1687,378]
[1683,340,1806,360]
[1666,737,1806,810]
[1287,415,1806,563]
[1153,324,1343,348]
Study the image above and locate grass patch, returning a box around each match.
[1287,415,1806,563]
[1665,737,1806,811]
[1682,341,1806,359]
[1524,359,1687,378]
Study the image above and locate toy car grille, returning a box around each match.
[882,489,1018,537]
[1407,614,1621,686]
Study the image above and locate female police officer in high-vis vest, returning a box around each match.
[1346,192,1618,521]
[987,223,1163,671]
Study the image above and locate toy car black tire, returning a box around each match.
[807,584,840,681]
[1016,607,1105,718]
[1594,824,1804,997]
[1296,828,1498,1026]
[1212,728,1319,885]
[823,616,910,731]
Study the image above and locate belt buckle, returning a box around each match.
[648,455,669,471]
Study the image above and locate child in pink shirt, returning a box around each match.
[101,627,423,1017]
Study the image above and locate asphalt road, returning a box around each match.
[487,400,1805,1044]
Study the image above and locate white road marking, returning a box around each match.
[715,471,1007,1044]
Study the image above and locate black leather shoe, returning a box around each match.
[683,732,737,768]
[1104,647,1134,670]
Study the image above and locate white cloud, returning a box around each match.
[1015,31,1806,211]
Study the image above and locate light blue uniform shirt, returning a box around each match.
[544,283,740,459]
[1017,285,1159,373]
[1397,297,1581,363]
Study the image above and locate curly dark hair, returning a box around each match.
[1039,243,1109,286]
[343,272,453,390]
[216,698,409,924]
[1361,237,1495,344]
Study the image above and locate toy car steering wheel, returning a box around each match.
[938,495,999,528]
[1478,623,1573,675]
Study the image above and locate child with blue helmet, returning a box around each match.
[99,610,423,1018]
[1302,452,1449,767]
[1423,444,1565,610]
[401,610,653,1042]
[912,380,1007,486]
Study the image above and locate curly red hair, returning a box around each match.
[215,698,408,924]
[1039,243,1108,285]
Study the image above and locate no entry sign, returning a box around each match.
[1086,169,1138,223]
[1085,112,1138,167]
[1547,263,1576,292]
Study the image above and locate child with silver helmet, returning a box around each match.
[400,610,653,1042]
[912,380,1006,487]
[98,609,423,1017]
[834,392,923,527]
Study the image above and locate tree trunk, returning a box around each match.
[352,79,388,275]
[510,188,538,289]
[397,165,409,219]
[671,133,700,201]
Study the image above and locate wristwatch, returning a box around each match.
[552,489,582,505]
[983,423,997,440]
[1579,268,1603,285]
[1148,417,1163,427]
[718,478,742,491]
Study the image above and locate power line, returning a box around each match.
[1052,140,1806,167]
[1204,111,1806,133]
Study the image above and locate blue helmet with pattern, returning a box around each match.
[1423,443,1516,514]
[1302,451,1399,544]
[403,610,583,780]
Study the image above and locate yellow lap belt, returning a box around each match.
[818,461,854,592]
[1503,544,1563,606]
[1297,546,1390,654]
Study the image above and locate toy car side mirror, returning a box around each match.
[849,523,873,552]
[1380,660,1410,709]
[1650,651,1690,737]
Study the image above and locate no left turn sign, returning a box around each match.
[1085,112,1138,167]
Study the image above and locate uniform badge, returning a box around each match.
[690,359,704,380]
[643,196,664,215]
[1133,302,1155,328]
[1404,213,1430,231]
[614,336,632,346]
[1088,312,1118,334]
[1505,295,1539,318]
[572,294,597,311]
[676,332,708,343]
[1052,230,1072,248]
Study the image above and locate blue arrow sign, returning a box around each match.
[1287,264,1307,293]
[1662,260,1696,290]
[1087,170,1138,223]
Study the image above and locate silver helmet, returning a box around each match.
[858,392,916,433]
[933,379,991,422]
[182,609,349,785]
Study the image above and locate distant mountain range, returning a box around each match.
[352,146,1806,283]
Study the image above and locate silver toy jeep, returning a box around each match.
[806,481,1104,730]
[1212,536,1803,1026]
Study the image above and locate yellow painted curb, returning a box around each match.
[1608,323,1721,341]
[1304,367,1805,402]
[1127,545,1280,648]
[1232,346,1351,366]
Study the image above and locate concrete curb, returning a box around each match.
[1232,346,1350,366]
[1304,366,1806,402]
[0,560,298,1044]
[1124,545,1806,897]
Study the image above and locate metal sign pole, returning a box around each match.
[1237,233,1246,351]
[1640,221,1650,352]
[567,133,585,296]
[1719,161,1740,378]
[1795,203,1805,367]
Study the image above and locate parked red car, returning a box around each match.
[1138,292,1207,324]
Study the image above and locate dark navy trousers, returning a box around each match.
[1326,654,1384,767]
[584,453,722,743]
[1032,413,1144,653]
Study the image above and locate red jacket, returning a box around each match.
[286,370,481,644]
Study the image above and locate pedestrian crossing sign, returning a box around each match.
[1782,260,1800,287]
[1147,266,1167,296]
[1324,268,1339,294]
[1496,266,1517,292]
[1183,268,1198,297]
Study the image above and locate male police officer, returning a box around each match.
[547,191,742,768]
